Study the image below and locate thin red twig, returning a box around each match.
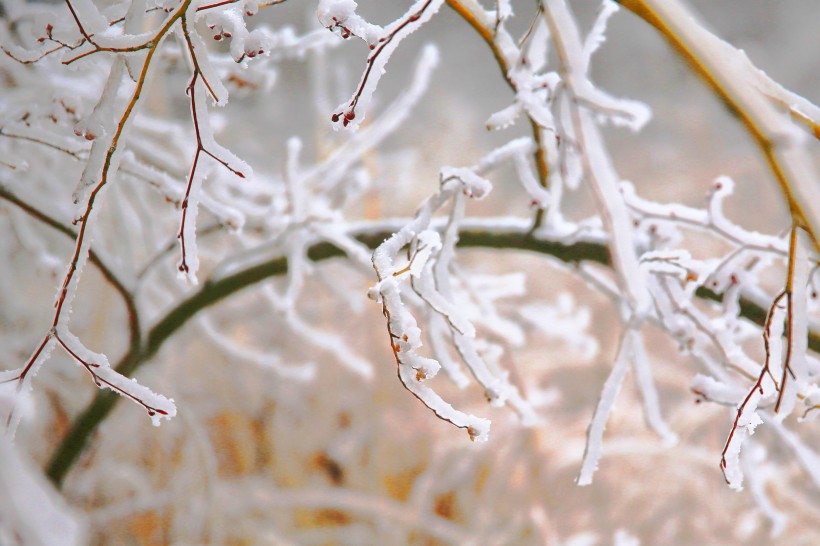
[330,0,435,126]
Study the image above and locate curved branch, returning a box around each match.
[617,0,820,251]
[45,225,819,486]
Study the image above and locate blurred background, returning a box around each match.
[2,0,819,544]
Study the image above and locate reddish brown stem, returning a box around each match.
[331,0,434,125]
[53,335,167,417]
[176,16,245,273]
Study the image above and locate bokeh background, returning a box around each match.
[2,0,819,544]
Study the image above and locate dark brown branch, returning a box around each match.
[45,227,820,486]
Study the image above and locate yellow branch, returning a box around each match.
[618,0,820,252]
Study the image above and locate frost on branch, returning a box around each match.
[577,328,637,486]
[55,327,176,426]
[2,0,820,541]
[369,140,561,440]
[320,0,445,129]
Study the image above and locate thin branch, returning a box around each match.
[176,15,246,275]
[774,225,800,413]
[53,334,169,418]
[720,290,786,483]
[197,0,288,11]
[61,0,186,65]
[330,0,436,126]
[63,0,94,44]
[446,0,550,228]
[47,0,190,331]
[0,128,85,159]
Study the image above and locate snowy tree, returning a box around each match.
[0,0,818,543]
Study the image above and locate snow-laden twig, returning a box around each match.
[55,327,176,426]
[631,330,678,446]
[369,135,572,438]
[5,0,193,433]
[369,172,492,440]
[321,0,446,130]
[541,0,651,319]
[576,327,634,486]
